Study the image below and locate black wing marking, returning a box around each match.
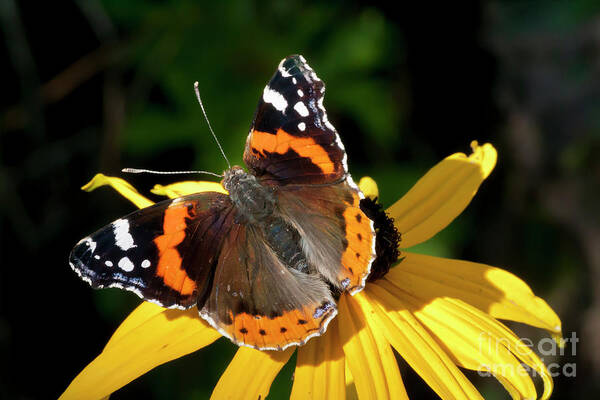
[69,192,232,309]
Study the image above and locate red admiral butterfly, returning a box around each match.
[70,55,376,350]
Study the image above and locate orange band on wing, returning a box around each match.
[250,129,335,174]
[221,304,335,350]
[153,205,196,296]
[339,192,375,292]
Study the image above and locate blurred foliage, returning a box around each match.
[1,0,599,399]
[99,0,403,174]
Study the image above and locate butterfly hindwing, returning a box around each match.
[243,55,347,185]
[69,192,232,309]
[200,223,337,350]
[277,178,376,294]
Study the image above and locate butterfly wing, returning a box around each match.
[200,223,337,350]
[69,192,232,309]
[243,55,347,185]
[243,55,375,294]
[277,178,376,294]
[71,189,338,350]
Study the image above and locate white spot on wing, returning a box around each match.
[78,237,97,253]
[94,255,100,260]
[263,86,287,112]
[294,101,309,117]
[118,257,135,272]
[70,256,187,310]
[298,122,306,131]
[113,219,136,251]
[297,89,304,97]
[292,77,297,84]
[278,58,292,77]
[141,259,151,268]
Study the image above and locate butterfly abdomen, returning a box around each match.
[223,166,311,274]
[262,218,309,274]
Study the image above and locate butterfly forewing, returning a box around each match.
[243,55,347,185]
[70,192,232,309]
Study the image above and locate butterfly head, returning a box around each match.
[222,166,247,192]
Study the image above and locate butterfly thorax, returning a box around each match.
[223,166,275,223]
[223,166,309,273]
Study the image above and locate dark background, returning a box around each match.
[1,1,599,398]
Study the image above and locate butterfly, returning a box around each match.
[70,55,376,350]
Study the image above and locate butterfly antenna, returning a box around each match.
[194,81,231,169]
[122,168,223,178]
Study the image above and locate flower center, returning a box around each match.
[359,197,401,282]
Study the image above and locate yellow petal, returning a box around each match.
[366,283,484,400]
[354,293,410,399]
[387,252,562,337]
[337,293,409,400]
[60,303,221,400]
[379,278,545,399]
[151,181,227,198]
[291,319,345,400]
[447,298,553,399]
[82,174,153,209]
[387,142,497,248]
[104,302,169,347]
[358,176,379,200]
[345,362,359,400]
[211,346,293,399]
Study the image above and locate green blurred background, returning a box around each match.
[1,1,599,398]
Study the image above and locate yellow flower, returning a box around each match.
[61,142,561,400]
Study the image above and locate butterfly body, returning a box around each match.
[71,55,376,350]
[223,166,275,223]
